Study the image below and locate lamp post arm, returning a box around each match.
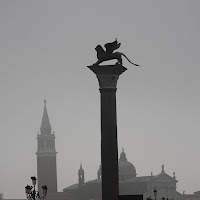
[32,186,36,200]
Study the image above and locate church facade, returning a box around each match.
[63,150,178,200]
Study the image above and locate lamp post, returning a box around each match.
[25,176,47,200]
[153,189,157,200]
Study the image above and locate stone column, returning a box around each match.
[88,64,127,200]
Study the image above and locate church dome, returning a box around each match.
[118,148,136,181]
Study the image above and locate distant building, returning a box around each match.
[63,150,178,200]
[36,100,57,194]
[36,102,78,200]
[5,102,198,200]
[177,191,200,200]
[36,102,200,200]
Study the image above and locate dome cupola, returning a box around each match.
[118,148,136,181]
[119,148,127,161]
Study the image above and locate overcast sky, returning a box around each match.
[0,1,200,199]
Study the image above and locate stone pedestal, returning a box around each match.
[88,64,127,200]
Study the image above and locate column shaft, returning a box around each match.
[87,64,127,200]
[100,88,119,200]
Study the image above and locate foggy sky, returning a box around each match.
[0,1,200,199]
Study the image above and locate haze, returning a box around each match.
[0,1,199,199]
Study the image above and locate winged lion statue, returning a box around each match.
[93,39,139,66]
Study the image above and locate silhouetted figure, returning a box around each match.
[94,39,139,66]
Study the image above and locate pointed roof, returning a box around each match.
[40,100,52,135]
[78,163,84,174]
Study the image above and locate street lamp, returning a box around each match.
[25,176,47,200]
[153,189,157,200]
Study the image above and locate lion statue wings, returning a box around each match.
[93,39,139,66]
[104,39,121,53]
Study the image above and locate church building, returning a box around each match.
[36,100,57,194]
[63,150,178,200]
[34,102,199,200]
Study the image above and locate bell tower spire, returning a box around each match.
[36,100,57,194]
[40,100,52,135]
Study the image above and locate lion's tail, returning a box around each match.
[121,53,140,66]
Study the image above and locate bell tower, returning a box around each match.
[78,164,85,187]
[36,100,57,193]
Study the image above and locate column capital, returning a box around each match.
[87,64,127,89]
